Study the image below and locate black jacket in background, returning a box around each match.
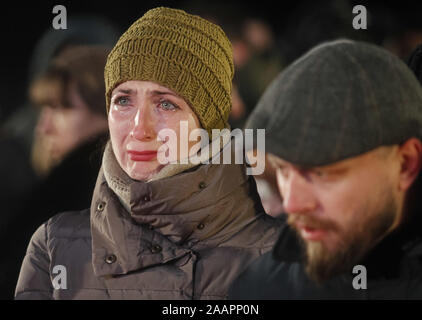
[229,214,422,299]
[0,134,107,300]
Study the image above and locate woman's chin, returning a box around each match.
[126,162,165,181]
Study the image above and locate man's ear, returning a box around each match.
[398,138,422,191]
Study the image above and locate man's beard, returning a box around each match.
[287,195,397,285]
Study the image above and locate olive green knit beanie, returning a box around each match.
[104,7,234,135]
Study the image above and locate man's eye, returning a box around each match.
[159,100,178,111]
[312,169,333,180]
[313,170,325,177]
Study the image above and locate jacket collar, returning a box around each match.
[90,149,260,276]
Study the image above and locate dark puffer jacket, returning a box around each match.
[15,162,282,299]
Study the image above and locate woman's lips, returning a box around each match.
[127,150,157,161]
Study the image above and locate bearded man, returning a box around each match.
[229,39,422,299]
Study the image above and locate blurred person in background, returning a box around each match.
[0,15,120,201]
[0,45,111,300]
[0,16,119,299]
[230,39,422,299]
[23,45,110,215]
[233,17,284,129]
[29,46,110,176]
[0,14,120,235]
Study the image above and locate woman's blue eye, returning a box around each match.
[116,96,130,106]
[160,100,178,111]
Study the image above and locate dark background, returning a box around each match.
[1,0,422,123]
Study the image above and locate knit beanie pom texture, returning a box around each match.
[104,7,234,134]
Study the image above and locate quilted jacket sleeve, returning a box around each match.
[14,222,53,300]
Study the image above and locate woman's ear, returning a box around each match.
[398,138,422,191]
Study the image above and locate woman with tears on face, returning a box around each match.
[15,7,282,300]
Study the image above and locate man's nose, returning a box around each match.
[36,107,55,135]
[282,171,317,215]
[130,106,156,141]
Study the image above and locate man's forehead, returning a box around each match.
[266,146,395,170]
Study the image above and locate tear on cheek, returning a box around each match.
[108,110,117,124]
[109,117,132,135]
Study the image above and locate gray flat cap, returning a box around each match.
[246,39,422,167]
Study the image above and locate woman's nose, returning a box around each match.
[281,171,317,215]
[130,107,156,141]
